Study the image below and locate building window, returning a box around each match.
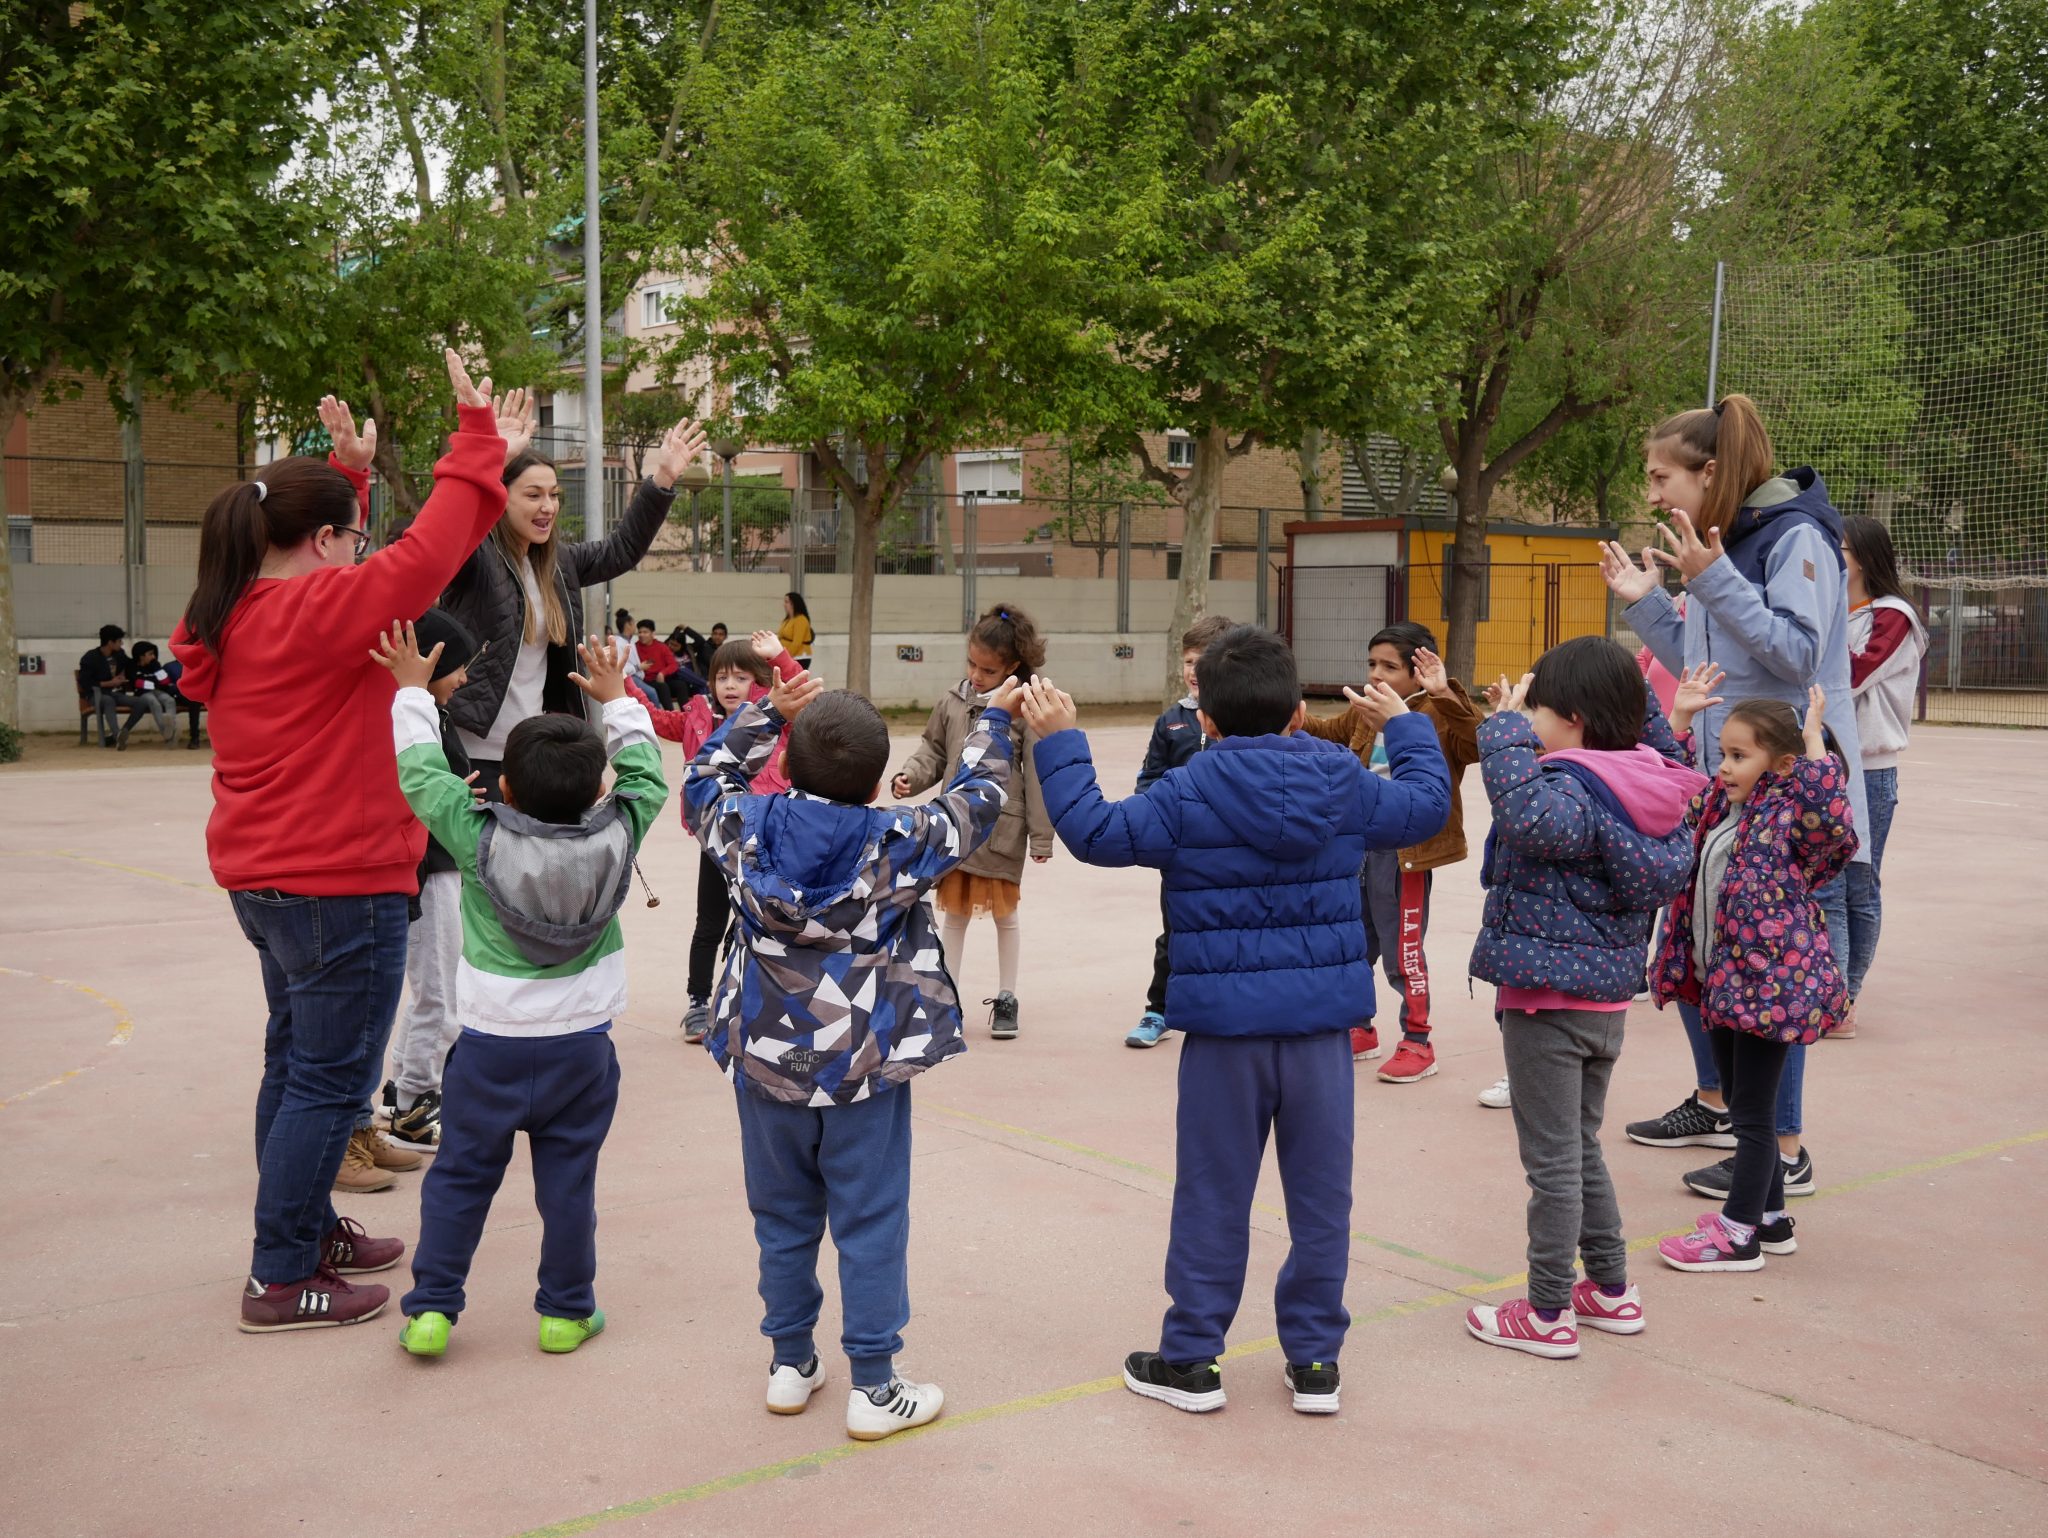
[1441,542,1491,622]
[1166,549,1222,581]
[641,282,683,329]
[7,516,30,567]
[1166,433,1194,469]
[955,450,1022,501]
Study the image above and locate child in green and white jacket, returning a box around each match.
[372,623,667,1359]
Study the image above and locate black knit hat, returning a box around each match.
[412,608,478,682]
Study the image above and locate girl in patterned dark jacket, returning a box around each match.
[1654,687,1857,1275]
[1464,637,1706,1361]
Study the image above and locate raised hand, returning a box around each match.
[1342,679,1410,731]
[1015,676,1076,736]
[568,633,628,704]
[444,347,492,409]
[1669,662,1726,736]
[750,628,782,660]
[644,416,711,490]
[1651,510,1726,582]
[1598,540,1661,605]
[1802,683,1829,758]
[494,386,537,465]
[318,395,377,471]
[769,669,824,720]
[1487,671,1534,715]
[1412,646,1451,698]
[369,620,441,691]
[890,773,914,800]
[986,674,1026,717]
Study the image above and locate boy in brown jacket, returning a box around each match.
[1301,622,1479,1084]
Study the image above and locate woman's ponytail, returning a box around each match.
[1646,391,1777,537]
[182,457,359,651]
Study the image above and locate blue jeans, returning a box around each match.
[1846,767,1899,999]
[233,890,409,1283]
[736,1082,913,1388]
[1678,871,1848,1138]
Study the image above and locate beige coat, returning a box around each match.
[897,681,1053,883]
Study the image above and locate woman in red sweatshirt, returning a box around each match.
[171,351,527,1336]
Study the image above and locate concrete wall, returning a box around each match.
[15,566,198,641]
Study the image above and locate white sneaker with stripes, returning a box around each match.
[846,1378,945,1441]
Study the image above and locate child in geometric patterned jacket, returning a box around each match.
[1654,685,1859,1277]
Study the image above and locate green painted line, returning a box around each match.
[927,1101,1504,1284]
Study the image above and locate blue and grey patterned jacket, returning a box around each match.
[681,698,1013,1106]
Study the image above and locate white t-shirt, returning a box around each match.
[462,558,549,762]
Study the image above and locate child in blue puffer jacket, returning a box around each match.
[1462,637,1707,1363]
[1019,626,1450,1418]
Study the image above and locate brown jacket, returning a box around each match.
[897,682,1054,883]
[1301,680,1480,871]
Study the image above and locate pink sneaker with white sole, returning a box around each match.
[1569,1278,1645,1334]
[1465,1298,1579,1358]
[1658,1211,1764,1272]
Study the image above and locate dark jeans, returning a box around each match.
[1500,1008,1628,1310]
[403,1027,620,1321]
[1145,884,1170,1017]
[1846,766,1899,999]
[1708,1026,1791,1227]
[1162,1031,1354,1367]
[232,890,409,1283]
[736,1081,914,1388]
[688,849,733,1003]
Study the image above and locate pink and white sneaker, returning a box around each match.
[1658,1212,1764,1272]
[1465,1298,1579,1359]
[1569,1278,1645,1334]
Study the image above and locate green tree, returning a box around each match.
[0,0,331,724]
[659,0,1131,695]
[1029,443,1166,579]
[1071,0,1585,700]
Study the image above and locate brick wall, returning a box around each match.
[13,373,242,528]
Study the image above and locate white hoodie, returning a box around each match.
[1847,596,1928,770]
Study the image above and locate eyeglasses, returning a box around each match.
[325,524,372,562]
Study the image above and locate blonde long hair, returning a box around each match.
[1645,393,1776,538]
[498,450,570,646]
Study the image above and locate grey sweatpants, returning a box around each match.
[1500,1007,1628,1310]
[393,870,463,1102]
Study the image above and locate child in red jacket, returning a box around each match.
[629,630,801,1041]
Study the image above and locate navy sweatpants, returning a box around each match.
[735,1082,912,1389]
[403,1027,619,1322]
[1162,1031,1355,1367]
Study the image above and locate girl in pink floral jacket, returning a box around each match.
[1653,687,1858,1275]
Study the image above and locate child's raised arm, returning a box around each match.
[378,621,486,867]
[1024,677,1184,869]
[883,683,1020,882]
[1356,702,1451,850]
[681,678,820,872]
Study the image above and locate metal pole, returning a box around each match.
[961,492,979,631]
[581,0,605,612]
[1115,500,1131,633]
[790,487,806,598]
[1705,258,1726,406]
[721,457,734,572]
[1255,505,1270,628]
[121,366,146,640]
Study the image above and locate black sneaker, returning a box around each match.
[1626,1093,1737,1149]
[1682,1145,1815,1200]
[1758,1215,1797,1254]
[1282,1360,1340,1414]
[378,1078,399,1126]
[388,1090,442,1152]
[1122,1351,1225,1413]
[986,992,1020,1040]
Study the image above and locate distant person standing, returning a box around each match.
[779,592,814,671]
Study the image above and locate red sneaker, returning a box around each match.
[1376,1041,1437,1083]
[324,1216,405,1275]
[238,1267,389,1333]
[1349,1026,1382,1062]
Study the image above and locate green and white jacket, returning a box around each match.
[393,687,668,1036]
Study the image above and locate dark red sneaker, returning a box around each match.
[324,1216,405,1275]
[1350,1026,1381,1062]
[238,1267,389,1333]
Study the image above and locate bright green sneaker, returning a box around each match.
[538,1309,606,1354]
[399,1311,451,1357]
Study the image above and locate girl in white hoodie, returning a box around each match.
[1841,515,1928,1036]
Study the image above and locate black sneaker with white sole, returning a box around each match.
[1283,1360,1340,1414]
[1625,1093,1737,1148]
[387,1090,442,1152]
[986,992,1020,1040]
[1758,1215,1797,1254]
[1682,1145,1816,1200]
[1122,1351,1225,1413]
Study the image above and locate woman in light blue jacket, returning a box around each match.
[1599,393,1867,1207]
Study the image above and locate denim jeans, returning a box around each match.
[1846,767,1899,999]
[233,890,410,1283]
[1677,870,1847,1138]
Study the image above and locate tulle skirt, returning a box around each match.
[934,869,1021,919]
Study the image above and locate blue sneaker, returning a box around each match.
[1126,1012,1168,1049]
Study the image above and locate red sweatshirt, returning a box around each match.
[636,638,679,679]
[171,406,508,894]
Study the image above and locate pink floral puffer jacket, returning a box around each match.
[1651,753,1859,1044]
